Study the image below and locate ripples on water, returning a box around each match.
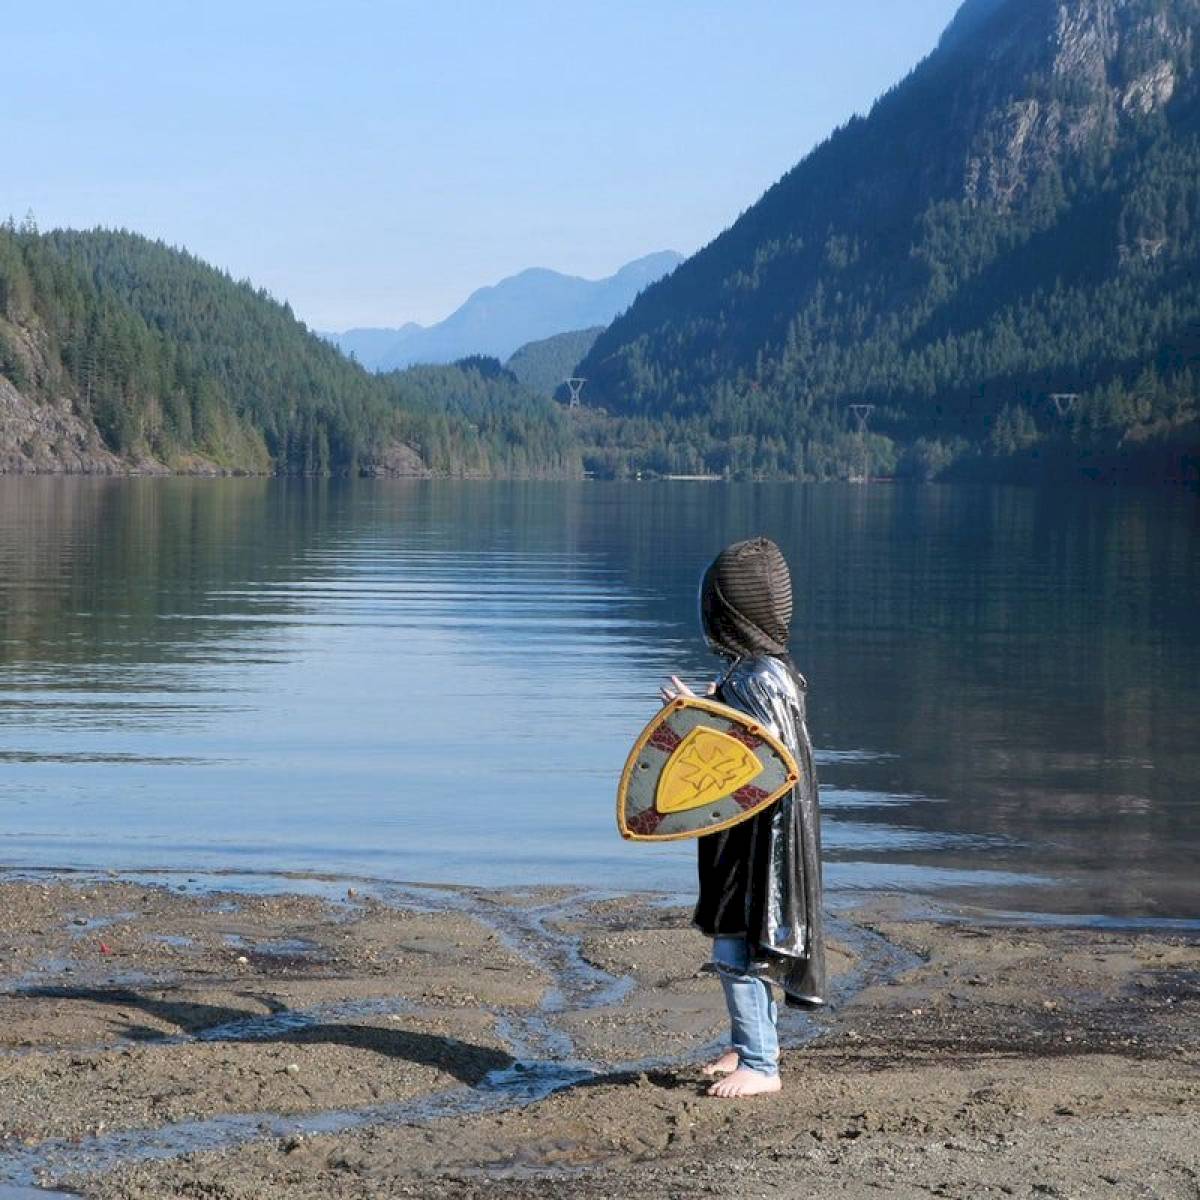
[0,478,1196,921]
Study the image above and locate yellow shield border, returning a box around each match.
[617,696,800,842]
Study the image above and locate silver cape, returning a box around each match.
[713,654,826,1007]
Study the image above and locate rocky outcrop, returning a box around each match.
[963,0,1194,209]
[0,315,163,475]
[1121,59,1178,115]
[360,441,432,478]
[0,318,225,476]
[0,377,130,474]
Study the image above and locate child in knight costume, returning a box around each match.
[661,536,825,1098]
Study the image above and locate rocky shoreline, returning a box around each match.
[0,873,1195,1198]
[0,376,432,479]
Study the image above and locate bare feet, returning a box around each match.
[700,1049,739,1077]
[707,1066,782,1098]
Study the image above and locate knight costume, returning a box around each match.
[692,537,826,1008]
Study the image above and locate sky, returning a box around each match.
[6,1,965,330]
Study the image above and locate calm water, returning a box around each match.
[0,478,1196,921]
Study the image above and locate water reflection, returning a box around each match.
[0,478,1196,919]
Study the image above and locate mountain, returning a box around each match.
[577,0,1200,482]
[325,323,422,368]
[324,251,682,371]
[504,327,604,396]
[0,226,580,478]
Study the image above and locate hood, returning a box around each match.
[699,537,793,659]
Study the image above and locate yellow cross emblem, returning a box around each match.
[655,727,763,814]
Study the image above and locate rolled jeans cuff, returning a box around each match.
[711,936,780,1077]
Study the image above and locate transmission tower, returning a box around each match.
[564,377,587,409]
[1049,392,1078,418]
[848,403,874,484]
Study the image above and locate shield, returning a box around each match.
[617,696,801,842]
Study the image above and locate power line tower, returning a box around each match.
[564,377,587,409]
[848,403,874,484]
[1049,392,1078,418]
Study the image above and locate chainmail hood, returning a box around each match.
[700,537,793,659]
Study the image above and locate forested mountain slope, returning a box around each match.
[0,227,579,478]
[505,327,603,396]
[578,0,1200,481]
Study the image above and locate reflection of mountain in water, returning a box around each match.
[0,479,337,676]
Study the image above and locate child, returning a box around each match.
[661,536,825,1098]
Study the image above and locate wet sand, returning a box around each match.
[0,875,1196,1198]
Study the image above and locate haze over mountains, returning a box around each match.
[323,251,682,372]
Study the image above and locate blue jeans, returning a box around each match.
[711,935,779,1077]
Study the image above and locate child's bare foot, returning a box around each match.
[706,1067,782,1098]
[700,1050,739,1077]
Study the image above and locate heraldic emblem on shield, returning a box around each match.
[617,697,801,842]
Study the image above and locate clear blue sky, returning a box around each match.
[6,1,964,330]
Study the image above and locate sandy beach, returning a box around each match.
[0,873,1196,1199]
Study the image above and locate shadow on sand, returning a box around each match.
[22,985,512,1086]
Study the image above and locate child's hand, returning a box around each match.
[659,675,695,704]
[659,676,720,704]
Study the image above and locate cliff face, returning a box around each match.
[0,378,136,475]
[958,0,1191,209]
[0,313,182,475]
[575,0,1200,480]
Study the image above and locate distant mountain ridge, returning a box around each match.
[324,251,681,371]
[326,324,421,369]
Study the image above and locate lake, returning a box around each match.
[0,477,1196,923]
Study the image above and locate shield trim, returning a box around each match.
[617,696,801,842]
